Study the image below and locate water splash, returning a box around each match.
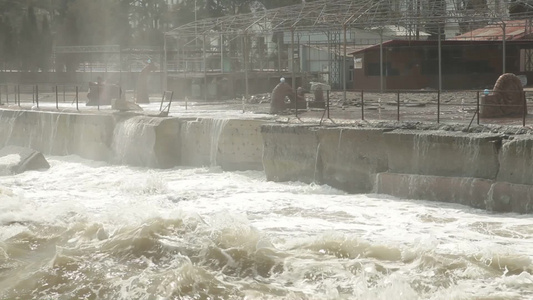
[43,112,61,154]
[112,116,157,167]
[314,142,321,183]
[208,118,229,167]
[184,118,196,135]
[454,134,481,165]
[0,111,22,148]
[378,98,382,119]
[1,153,533,299]
[335,128,344,166]
[413,132,430,172]
[486,183,496,211]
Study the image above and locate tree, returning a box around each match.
[509,0,533,18]
[39,16,53,71]
[128,0,168,46]
[0,16,12,70]
[170,0,199,27]
[18,5,40,70]
[260,0,303,9]
[54,0,130,46]
[206,0,254,17]
[114,0,132,47]
[424,0,446,40]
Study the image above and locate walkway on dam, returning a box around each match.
[2,90,533,129]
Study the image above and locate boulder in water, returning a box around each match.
[0,146,50,176]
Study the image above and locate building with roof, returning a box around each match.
[163,0,531,99]
[351,20,533,90]
[452,19,533,41]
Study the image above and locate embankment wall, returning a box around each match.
[1,109,532,213]
[262,125,533,214]
[0,109,265,171]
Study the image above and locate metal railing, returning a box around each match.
[288,89,531,128]
[0,84,531,128]
[0,84,127,112]
[159,91,174,116]
[0,84,83,110]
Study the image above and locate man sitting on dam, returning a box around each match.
[269,78,306,114]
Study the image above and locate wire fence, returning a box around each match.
[284,89,532,128]
[0,84,531,127]
[0,84,82,109]
[0,84,132,112]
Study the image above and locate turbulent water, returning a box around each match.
[0,156,532,300]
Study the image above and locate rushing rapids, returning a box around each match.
[0,156,532,299]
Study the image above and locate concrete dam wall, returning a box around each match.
[262,125,533,214]
[1,109,532,213]
[0,110,264,171]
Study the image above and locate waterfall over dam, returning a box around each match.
[0,108,532,213]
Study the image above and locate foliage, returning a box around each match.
[0,0,294,71]
[424,0,446,39]
[508,0,533,18]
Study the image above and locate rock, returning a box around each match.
[270,80,305,113]
[518,74,527,87]
[112,98,143,111]
[481,73,526,118]
[135,61,157,104]
[310,82,331,92]
[310,82,327,104]
[248,95,258,104]
[0,146,50,176]
[405,103,427,107]
[86,83,121,106]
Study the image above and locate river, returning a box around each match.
[0,156,532,299]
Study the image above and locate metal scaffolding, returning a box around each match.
[164,0,533,99]
[53,45,162,74]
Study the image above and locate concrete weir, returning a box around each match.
[0,109,266,171]
[1,109,532,213]
[262,125,533,214]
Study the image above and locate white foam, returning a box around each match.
[0,154,21,165]
[0,156,532,298]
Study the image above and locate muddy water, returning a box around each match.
[0,156,532,299]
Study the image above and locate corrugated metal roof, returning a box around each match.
[348,39,533,55]
[378,25,430,37]
[309,44,375,56]
[451,19,533,41]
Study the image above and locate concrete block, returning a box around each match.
[488,181,533,213]
[498,136,533,185]
[317,127,389,193]
[261,124,320,183]
[180,118,266,170]
[376,173,493,210]
[384,130,501,179]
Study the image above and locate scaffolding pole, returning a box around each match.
[163,34,168,92]
[438,23,442,92]
[291,28,296,92]
[203,34,207,101]
[343,25,347,101]
[379,29,383,93]
[244,32,250,98]
[502,23,506,74]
